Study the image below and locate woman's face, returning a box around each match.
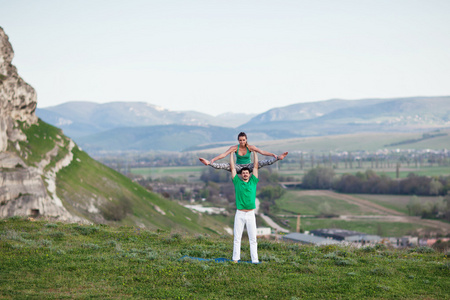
[238,136,247,146]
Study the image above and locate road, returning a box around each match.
[255,198,290,233]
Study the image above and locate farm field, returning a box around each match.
[272,190,450,237]
[276,164,450,179]
[282,217,440,238]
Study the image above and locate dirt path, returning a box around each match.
[255,198,289,233]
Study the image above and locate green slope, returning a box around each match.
[17,120,225,234]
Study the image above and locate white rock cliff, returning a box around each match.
[0,27,83,222]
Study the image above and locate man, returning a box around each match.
[230,150,259,264]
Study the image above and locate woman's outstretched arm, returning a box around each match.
[210,145,237,164]
[248,145,277,158]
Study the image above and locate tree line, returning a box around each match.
[302,167,450,196]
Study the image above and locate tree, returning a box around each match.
[318,202,332,217]
[302,167,335,189]
[429,179,443,195]
[407,196,422,216]
[258,185,286,202]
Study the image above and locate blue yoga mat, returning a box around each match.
[180,255,261,264]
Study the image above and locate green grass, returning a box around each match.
[15,120,63,166]
[1,217,449,299]
[275,193,363,216]
[294,218,437,237]
[353,194,444,215]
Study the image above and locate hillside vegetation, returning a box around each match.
[1,217,449,299]
[15,120,225,234]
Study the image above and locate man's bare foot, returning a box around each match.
[199,158,210,165]
[233,260,238,263]
[278,152,288,160]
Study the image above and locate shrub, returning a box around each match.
[432,240,450,252]
[73,225,99,236]
[101,198,132,221]
[335,259,356,266]
[49,231,66,241]
[410,246,435,254]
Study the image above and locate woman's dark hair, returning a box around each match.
[237,132,247,140]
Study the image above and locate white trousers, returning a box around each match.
[233,210,259,263]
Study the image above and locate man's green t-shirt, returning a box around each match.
[232,174,259,210]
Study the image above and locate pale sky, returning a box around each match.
[1,0,449,116]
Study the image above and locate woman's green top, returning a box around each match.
[236,145,251,164]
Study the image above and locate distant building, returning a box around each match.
[426,238,450,246]
[310,229,381,245]
[283,232,340,245]
[256,227,272,237]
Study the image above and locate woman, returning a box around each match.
[199,132,288,173]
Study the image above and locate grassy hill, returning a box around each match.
[14,120,225,234]
[1,217,449,299]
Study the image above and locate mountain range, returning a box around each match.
[37,96,450,153]
[36,101,255,139]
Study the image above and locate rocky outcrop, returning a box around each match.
[0,27,84,222]
[0,27,38,152]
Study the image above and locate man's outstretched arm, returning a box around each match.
[253,151,258,178]
[230,152,237,179]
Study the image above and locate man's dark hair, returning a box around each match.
[241,167,251,173]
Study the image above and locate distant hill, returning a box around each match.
[240,96,450,139]
[77,124,237,152]
[39,97,450,153]
[37,101,255,138]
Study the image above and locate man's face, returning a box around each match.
[241,170,250,181]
